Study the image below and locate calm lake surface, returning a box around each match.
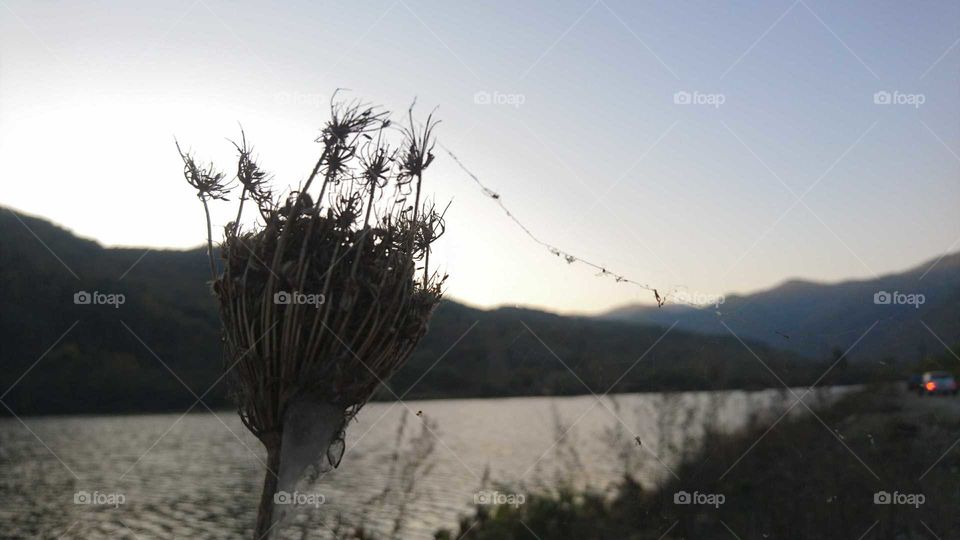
[0,388,849,539]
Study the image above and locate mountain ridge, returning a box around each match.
[0,207,929,416]
[602,251,960,361]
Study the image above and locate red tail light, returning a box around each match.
[925,381,937,391]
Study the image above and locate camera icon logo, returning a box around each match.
[474,490,491,505]
[874,491,891,504]
[673,490,691,504]
[273,291,292,305]
[74,291,92,305]
[473,91,491,105]
[673,91,692,105]
[874,91,891,105]
[873,291,892,305]
[74,490,90,504]
[274,491,291,505]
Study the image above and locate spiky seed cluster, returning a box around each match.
[177,97,448,464]
[176,141,232,201]
[230,131,274,220]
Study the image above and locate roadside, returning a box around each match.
[437,383,960,540]
[898,384,960,417]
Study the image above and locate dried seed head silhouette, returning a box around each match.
[177,94,447,538]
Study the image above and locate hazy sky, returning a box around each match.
[2,0,958,314]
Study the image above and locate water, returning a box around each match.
[0,388,847,539]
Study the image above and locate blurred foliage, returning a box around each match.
[437,387,960,539]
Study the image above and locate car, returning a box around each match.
[918,371,958,396]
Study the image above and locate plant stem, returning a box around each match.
[254,438,282,539]
[412,171,424,285]
[301,148,330,203]
[423,246,430,288]
[412,172,422,224]
[234,187,247,234]
[201,196,217,282]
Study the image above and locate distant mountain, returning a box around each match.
[603,254,960,362]
[1,206,860,416]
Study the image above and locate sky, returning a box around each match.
[1,0,958,315]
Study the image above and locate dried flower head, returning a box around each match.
[176,95,448,539]
[175,141,232,201]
